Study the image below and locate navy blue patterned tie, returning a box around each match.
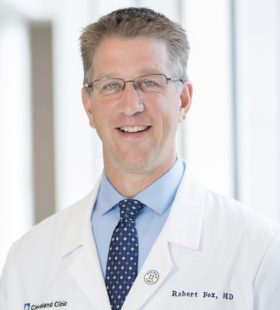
[105,199,145,310]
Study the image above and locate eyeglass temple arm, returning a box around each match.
[84,83,93,90]
[167,77,184,83]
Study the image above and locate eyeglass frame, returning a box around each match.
[84,73,183,93]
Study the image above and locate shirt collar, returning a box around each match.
[96,157,185,215]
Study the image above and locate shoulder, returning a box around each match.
[176,168,280,249]
[202,189,280,262]
[179,167,279,237]
[205,189,279,232]
[4,186,97,267]
[0,186,98,304]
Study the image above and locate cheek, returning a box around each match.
[163,96,181,120]
[90,107,105,134]
[92,104,108,125]
[151,102,179,140]
[164,104,181,137]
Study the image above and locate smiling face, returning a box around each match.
[82,37,192,184]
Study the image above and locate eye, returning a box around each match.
[137,75,165,91]
[140,79,157,88]
[143,80,156,87]
[103,82,122,90]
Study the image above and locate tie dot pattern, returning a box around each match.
[105,199,144,310]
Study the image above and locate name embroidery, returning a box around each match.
[171,290,234,300]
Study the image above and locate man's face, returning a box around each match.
[82,37,192,178]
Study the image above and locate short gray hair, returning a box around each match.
[80,7,190,85]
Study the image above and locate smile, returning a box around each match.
[119,126,150,133]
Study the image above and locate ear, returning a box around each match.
[82,87,95,128]
[178,81,193,123]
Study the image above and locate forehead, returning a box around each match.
[92,37,171,78]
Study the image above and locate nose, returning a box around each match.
[118,82,144,116]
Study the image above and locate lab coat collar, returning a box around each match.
[123,167,206,310]
[60,177,112,309]
[164,166,206,249]
[60,178,101,257]
[59,167,205,310]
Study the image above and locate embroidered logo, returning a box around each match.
[23,300,68,309]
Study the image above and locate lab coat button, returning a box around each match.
[144,270,159,285]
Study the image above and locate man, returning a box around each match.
[1,7,280,310]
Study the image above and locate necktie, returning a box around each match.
[105,199,145,310]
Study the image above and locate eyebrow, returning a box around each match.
[94,69,163,80]
[94,73,118,80]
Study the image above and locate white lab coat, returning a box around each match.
[1,171,280,310]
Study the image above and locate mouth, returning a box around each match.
[118,126,151,133]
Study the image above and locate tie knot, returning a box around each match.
[118,199,144,221]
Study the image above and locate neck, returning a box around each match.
[104,157,176,198]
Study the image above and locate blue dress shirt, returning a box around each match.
[91,158,185,277]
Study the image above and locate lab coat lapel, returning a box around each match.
[67,230,111,309]
[122,168,205,310]
[61,179,111,310]
[165,168,206,249]
[122,225,173,310]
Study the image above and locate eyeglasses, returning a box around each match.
[84,74,183,98]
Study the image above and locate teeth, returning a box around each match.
[120,126,148,133]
